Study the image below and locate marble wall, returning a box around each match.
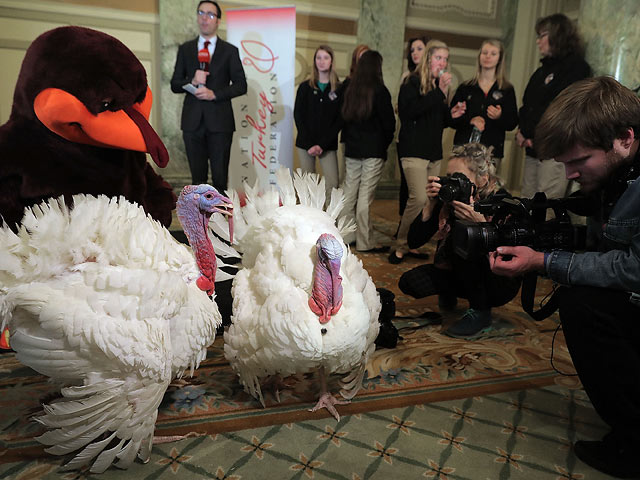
[1,0,590,196]
[579,0,640,89]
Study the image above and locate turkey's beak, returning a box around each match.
[33,86,169,168]
[213,196,234,244]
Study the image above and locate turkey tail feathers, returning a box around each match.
[36,379,168,473]
[276,168,296,206]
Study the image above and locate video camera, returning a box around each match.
[437,172,476,204]
[452,192,588,259]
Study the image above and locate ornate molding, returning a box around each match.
[410,0,498,20]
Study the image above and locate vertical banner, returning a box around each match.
[226,6,296,191]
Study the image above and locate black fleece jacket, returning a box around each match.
[397,74,453,161]
[449,81,518,158]
[341,84,395,160]
[519,53,591,158]
[293,80,342,152]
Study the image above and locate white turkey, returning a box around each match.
[224,169,381,421]
[0,184,232,473]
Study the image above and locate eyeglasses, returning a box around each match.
[197,10,218,20]
[536,31,549,40]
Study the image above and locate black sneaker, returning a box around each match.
[444,308,491,338]
[574,439,640,479]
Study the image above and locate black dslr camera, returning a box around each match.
[437,172,476,204]
[452,192,588,259]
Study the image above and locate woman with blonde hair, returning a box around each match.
[390,39,466,264]
[449,39,518,171]
[294,45,342,197]
[395,36,429,229]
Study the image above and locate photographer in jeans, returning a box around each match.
[490,77,640,479]
[398,143,521,337]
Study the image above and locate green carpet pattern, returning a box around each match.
[0,385,615,479]
[0,201,612,478]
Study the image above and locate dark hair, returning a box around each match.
[342,50,383,123]
[197,1,221,19]
[406,36,428,72]
[348,44,370,78]
[535,76,640,159]
[535,13,584,58]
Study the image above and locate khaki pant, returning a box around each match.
[394,157,441,254]
[341,156,385,251]
[521,155,568,199]
[296,147,339,202]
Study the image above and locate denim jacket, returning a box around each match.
[546,163,640,294]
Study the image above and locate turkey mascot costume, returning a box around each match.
[0,26,177,350]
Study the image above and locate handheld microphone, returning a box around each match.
[196,48,210,88]
[198,48,210,72]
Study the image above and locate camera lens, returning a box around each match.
[452,221,498,258]
[438,185,459,203]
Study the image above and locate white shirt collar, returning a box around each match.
[198,35,217,54]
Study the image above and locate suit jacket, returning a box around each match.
[170,37,247,133]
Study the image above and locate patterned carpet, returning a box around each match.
[0,200,613,478]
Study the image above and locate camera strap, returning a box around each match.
[520,273,560,321]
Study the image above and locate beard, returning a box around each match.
[580,149,627,193]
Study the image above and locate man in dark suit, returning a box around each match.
[170,0,247,192]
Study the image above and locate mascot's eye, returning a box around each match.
[99,101,112,112]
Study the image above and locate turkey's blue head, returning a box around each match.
[308,233,344,324]
[177,184,233,296]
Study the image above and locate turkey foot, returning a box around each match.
[168,378,203,389]
[153,432,205,445]
[308,392,350,421]
[262,375,292,403]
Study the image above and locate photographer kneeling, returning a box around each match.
[398,143,521,338]
[490,77,640,479]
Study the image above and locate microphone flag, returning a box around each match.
[198,48,210,71]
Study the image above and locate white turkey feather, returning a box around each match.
[225,168,380,417]
[0,194,223,472]
[275,167,297,206]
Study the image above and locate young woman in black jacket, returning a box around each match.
[294,45,342,199]
[390,40,466,264]
[340,50,395,252]
[449,39,518,171]
[517,13,591,198]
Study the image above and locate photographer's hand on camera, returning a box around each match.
[421,175,441,221]
[452,200,485,223]
[489,246,545,277]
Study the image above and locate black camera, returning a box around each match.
[437,172,476,204]
[452,192,588,259]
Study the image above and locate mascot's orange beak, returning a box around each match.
[33,86,169,168]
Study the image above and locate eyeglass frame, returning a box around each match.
[197,10,218,20]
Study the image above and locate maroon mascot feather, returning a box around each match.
[0,26,176,231]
